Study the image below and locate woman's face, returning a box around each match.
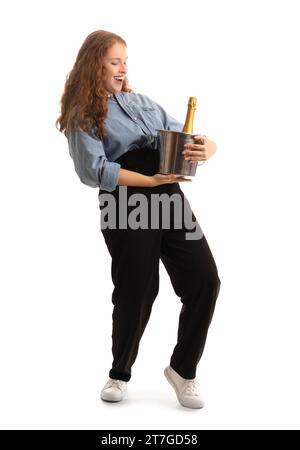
[102,42,128,95]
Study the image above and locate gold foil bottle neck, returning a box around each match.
[188,97,197,109]
[182,96,197,133]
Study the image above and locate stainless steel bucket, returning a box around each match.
[157,130,198,176]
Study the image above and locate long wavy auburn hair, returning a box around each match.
[55,30,133,139]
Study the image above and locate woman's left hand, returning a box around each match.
[182,134,217,162]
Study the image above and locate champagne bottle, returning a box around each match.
[182,96,197,133]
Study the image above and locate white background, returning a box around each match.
[0,0,299,430]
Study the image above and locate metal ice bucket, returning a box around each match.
[156,130,198,176]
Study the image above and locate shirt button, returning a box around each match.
[134,116,137,120]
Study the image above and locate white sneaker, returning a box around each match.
[100,378,127,402]
[164,365,204,409]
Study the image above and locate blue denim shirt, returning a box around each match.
[65,91,183,192]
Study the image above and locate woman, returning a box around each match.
[56,30,221,409]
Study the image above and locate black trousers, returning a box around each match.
[99,147,221,382]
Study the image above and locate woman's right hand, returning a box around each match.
[149,173,192,187]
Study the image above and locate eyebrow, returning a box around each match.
[109,57,128,61]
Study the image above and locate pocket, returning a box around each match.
[139,107,164,131]
[130,103,164,132]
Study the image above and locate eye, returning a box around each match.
[111,61,127,66]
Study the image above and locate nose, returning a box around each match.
[120,62,127,74]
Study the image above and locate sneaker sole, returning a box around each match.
[100,396,122,403]
[164,366,183,405]
[100,390,127,403]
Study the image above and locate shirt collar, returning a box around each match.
[108,91,123,102]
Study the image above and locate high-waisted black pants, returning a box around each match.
[99,147,221,382]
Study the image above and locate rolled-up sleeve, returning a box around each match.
[66,128,121,192]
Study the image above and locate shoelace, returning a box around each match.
[108,379,126,390]
[184,379,201,396]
